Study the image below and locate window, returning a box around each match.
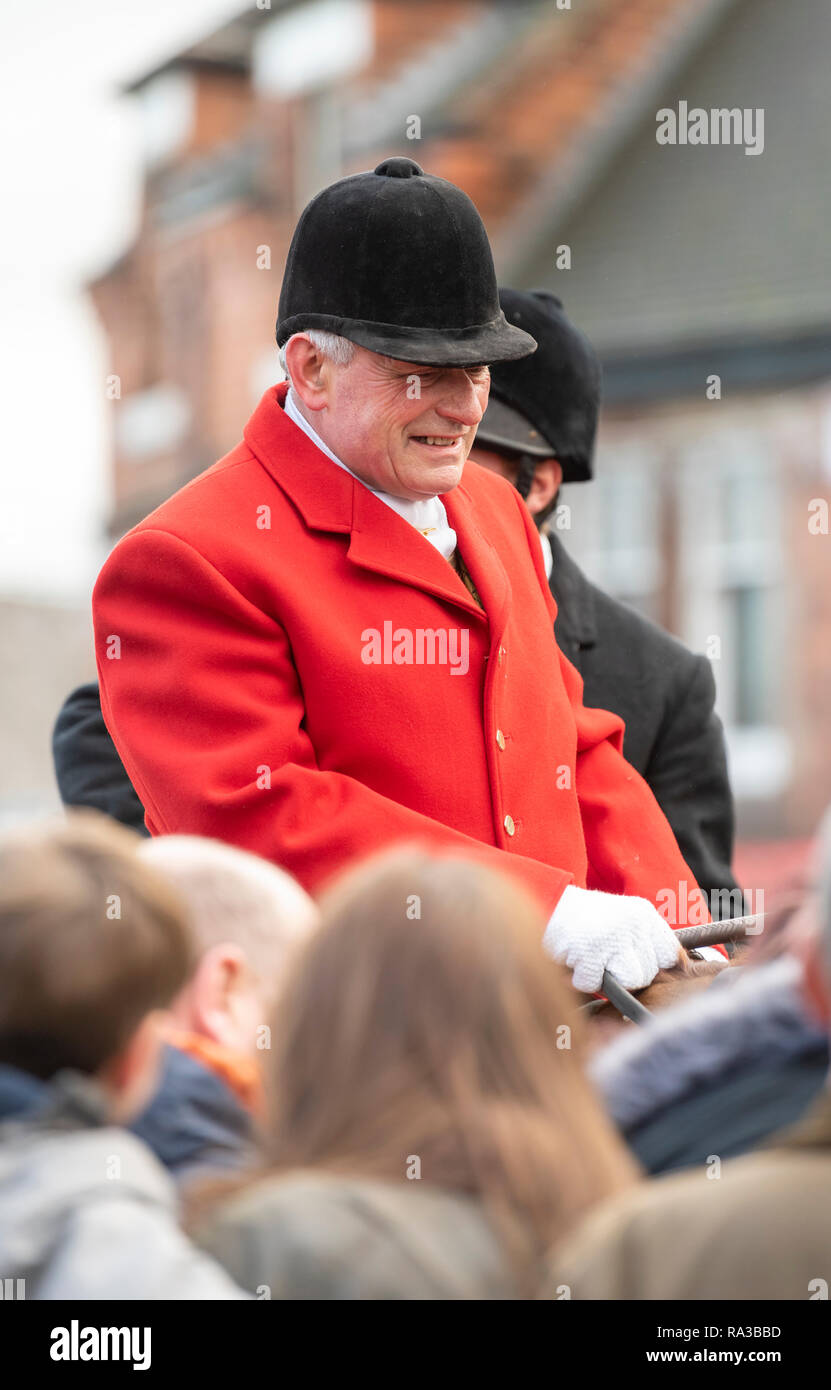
[565,441,661,621]
[676,424,789,799]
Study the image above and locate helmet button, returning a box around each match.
[374,157,424,178]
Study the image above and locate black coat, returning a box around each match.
[53,682,148,836]
[131,1045,254,1183]
[548,534,738,902]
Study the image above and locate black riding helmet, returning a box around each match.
[476,289,602,502]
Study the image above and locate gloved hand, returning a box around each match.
[543,884,681,993]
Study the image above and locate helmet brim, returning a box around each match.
[277,313,537,367]
[474,394,555,458]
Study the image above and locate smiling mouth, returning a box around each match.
[410,435,464,448]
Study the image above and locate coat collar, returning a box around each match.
[546,531,597,649]
[244,384,511,637]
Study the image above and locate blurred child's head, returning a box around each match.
[139,836,316,1057]
[0,811,193,1121]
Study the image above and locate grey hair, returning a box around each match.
[280,330,356,381]
[138,834,317,997]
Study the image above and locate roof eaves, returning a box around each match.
[121,4,286,94]
[495,0,742,279]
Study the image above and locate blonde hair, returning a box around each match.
[139,835,316,996]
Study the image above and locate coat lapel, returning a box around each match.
[347,484,486,621]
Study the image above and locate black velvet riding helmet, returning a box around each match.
[276,157,537,368]
[476,289,602,483]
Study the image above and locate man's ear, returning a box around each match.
[527,458,563,518]
[179,943,249,1044]
[284,335,331,412]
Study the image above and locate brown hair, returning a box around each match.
[0,810,194,1078]
[216,847,637,1285]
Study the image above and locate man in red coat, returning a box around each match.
[94,156,706,993]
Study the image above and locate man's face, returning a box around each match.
[313,347,491,500]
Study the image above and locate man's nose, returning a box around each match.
[435,371,488,428]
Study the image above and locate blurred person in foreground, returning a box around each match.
[131,835,316,1183]
[0,813,245,1299]
[0,832,317,1184]
[585,877,826,1176]
[191,849,638,1300]
[551,808,831,1299]
[469,288,737,916]
[91,156,713,997]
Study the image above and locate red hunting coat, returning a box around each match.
[93,383,706,920]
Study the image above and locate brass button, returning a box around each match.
[503,814,515,836]
[495,729,506,751]
[497,646,507,666]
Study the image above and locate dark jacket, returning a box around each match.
[53,681,148,834]
[0,1065,48,1123]
[0,1049,254,1186]
[131,1044,255,1184]
[548,534,737,903]
[590,954,828,1175]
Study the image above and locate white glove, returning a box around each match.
[543,885,681,994]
